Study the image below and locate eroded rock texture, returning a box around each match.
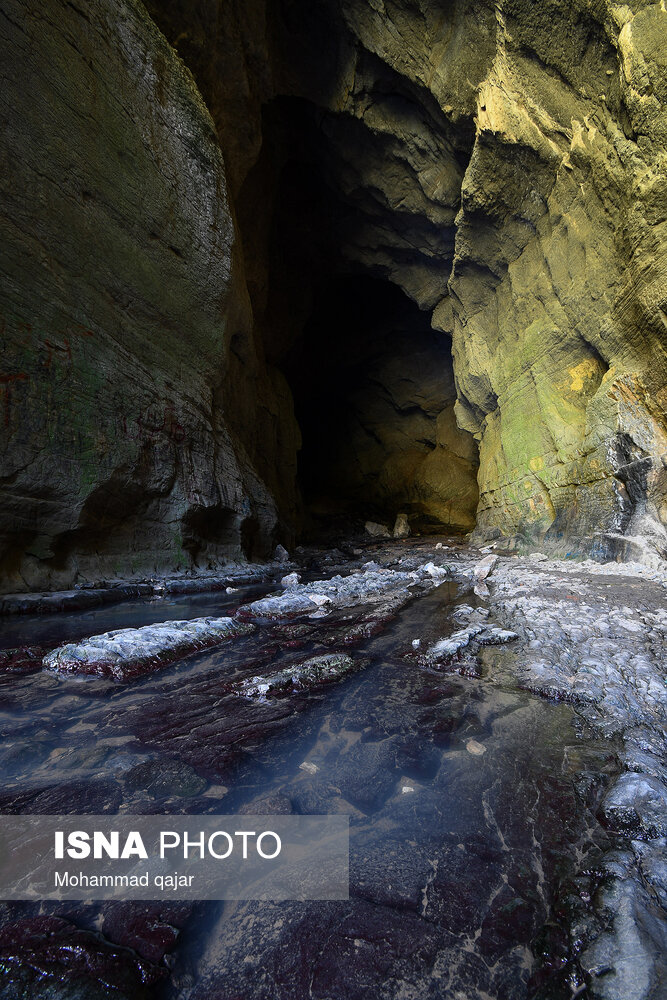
[449,1,667,563]
[0,0,299,592]
[288,277,479,531]
[2,0,667,585]
[146,0,667,562]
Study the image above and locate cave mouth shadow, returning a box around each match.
[283,274,479,539]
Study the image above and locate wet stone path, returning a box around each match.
[0,539,664,1000]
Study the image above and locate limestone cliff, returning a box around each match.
[2,0,667,587]
[447,1,667,564]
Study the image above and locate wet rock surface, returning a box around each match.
[0,563,280,617]
[478,552,667,998]
[4,0,667,992]
[238,653,364,700]
[0,538,664,999]
[0,915,164,999]
[42,617,254,681]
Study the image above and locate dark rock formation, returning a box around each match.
[289,276,479,531]
[2,0,667,587]
[0,0,298,592]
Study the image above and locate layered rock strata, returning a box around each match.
[2,0,667,587]
[0,0,298,592]
[147,0,667,562]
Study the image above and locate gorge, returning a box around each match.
[3,0,667,587]
[1,1,667,999]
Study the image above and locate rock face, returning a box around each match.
[448,1,667,562]
[144,0,667,564]
[0,0,299,591]
[290,277,479,531]
[2,0,667,585]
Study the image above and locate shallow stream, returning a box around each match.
[0,576,619,999]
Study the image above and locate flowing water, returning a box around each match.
[0,577,617,999]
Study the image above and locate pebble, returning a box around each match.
[299,762,319,775]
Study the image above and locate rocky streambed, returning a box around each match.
[0,538,665,999]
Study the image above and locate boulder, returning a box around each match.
[392,513,411,539]
[365,522,391,539]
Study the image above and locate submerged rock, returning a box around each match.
[299,762,319,775]
[238,653,363,699]
[0,646,45,675]
[42,617,254,681]
[123,759,208,799]
[0,915,163,998]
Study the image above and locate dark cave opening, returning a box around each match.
[234,92,480,541]
[283,274,480,536]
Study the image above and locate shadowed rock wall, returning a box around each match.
[0,0,299,590]
[290,276,478,531]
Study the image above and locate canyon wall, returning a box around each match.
[1,0,666,588]
[0,0,299,591]
[149,0,667,563]
[446,0,667,563]
[289,277,479,532]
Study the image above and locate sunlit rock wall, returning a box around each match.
[320,0,667,559]
[448,1,667,561]
[0,0,298,590]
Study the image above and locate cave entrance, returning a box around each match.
[284,274,479,537]
[234,89,479,543]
